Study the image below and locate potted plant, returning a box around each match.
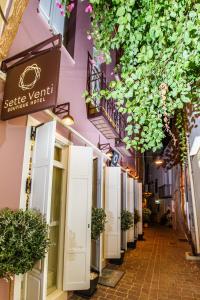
[128,209,141,249]
[0,208,49,300]
[111,210,133,264]
[142,208,152,228]
[76,207,106,297]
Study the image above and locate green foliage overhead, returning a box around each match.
[91,207,106,240]
[0,209,49,280]
[88,0,200,153]
[121,210,134,231]
[59,0,200,159]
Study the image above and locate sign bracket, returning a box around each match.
[1,34,62,72]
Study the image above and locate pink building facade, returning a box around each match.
[0,1,141,299]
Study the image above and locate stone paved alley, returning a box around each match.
[69,227,200,300]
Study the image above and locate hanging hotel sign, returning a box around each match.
[1,35,61,120]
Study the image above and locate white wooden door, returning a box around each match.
[134,180,139,240]
[127,178,134,243]
[63,146,93,291]
[26,121,56,300]
[104,167,121,259]
[98,158,104,275]
[91,157,104,273]
[138,182,143,235]
[121,172,128,250]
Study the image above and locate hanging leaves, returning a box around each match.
[58,0,200,156]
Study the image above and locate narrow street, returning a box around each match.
[70,227,200,300]
[1,1,200,300]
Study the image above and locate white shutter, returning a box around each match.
[104,167,121,259]
[134,179,139,239]
[138,182,143,235]
[121,172,128,250]
[91,157,104,273]
[50,0,65,35]
[26,121,56,300]
[98,158,104,275]
[63,146,93,291]
[127,178,134,243]
[190,154,200,253]
[39,0,52,23]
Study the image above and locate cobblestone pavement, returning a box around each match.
[69,226,200,300]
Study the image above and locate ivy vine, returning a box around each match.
[58,0,200,158]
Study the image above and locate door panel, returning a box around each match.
[28,121,56,300]
[39,0,52,22]
[127,178,134,243]
[138,182,143,235]
[63,146,93,291]
[133,180,139,239]
[91,158,104,273]
[121,172,128,250]
[104,167,121,259]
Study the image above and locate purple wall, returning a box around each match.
[0,1,133,297]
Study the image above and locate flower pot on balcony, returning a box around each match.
[75,271,99,298]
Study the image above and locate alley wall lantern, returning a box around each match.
[154,157,164,166]
[97,142,113,158]
[53,102,74,126]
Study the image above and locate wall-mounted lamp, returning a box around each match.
[98,142,113,158]
[154,157,164,166]
[126,166,131,172]
[155,199,161,204]
[53,102,74,126]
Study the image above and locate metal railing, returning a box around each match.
[87,53,126,140]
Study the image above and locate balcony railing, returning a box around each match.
[158,184,172,199]
[86,53,127,140]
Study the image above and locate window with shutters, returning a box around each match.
[0,0,12,36]
[39,0,77,58]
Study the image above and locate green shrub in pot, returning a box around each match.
[0,208,49,280]
[77,208,106,297]
[142,208,152,224]
[121,210,134,231]
[91,207,106,240]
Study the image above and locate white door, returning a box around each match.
[104,167,121,259]
[138,182,143,235]
[134,180,139,239]
[91,157,104,273]
[98,157,104,275]
[63,146,93,291]
[25,121,56,300]
[121,172,128,250]
[127,178,134,243]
